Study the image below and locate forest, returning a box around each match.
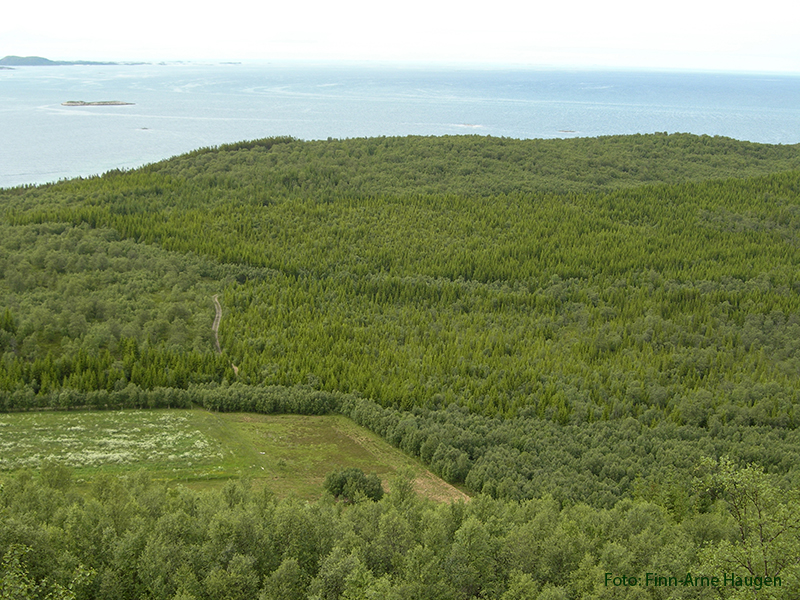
[2,133,800,598]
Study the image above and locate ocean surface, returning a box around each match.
[1,62,799,188]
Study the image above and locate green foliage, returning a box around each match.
[4,135,800,429]
[0,544,93,600]
[0,545,35,600]
[8,384,800,507]
[85,133,800,198]
[697,457,800,598]
[3,134,800,530]
[323,468,384,502]
[1,462,796,600]
[0,223,238,399]
[259,558,306,600]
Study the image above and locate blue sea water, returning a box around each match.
[1,62,799,188]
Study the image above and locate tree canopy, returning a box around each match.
[3,133,800,597]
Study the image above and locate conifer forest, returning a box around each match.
[2,133,800,598]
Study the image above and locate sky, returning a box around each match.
[2,0,799,72]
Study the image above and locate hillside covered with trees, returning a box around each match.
[2,133,800,598]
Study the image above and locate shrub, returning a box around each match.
[323,468,384,502]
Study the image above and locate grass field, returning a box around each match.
[0,408,467,501]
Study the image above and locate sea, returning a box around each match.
[1,61,799,189]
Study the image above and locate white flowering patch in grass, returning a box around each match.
[0,410,224,470]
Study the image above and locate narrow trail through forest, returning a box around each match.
[212,294,238,375]
[211,294,223,353]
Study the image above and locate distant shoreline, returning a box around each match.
[61,100,135,106]
[0,55,144,67]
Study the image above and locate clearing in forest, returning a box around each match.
[0,408,467,502]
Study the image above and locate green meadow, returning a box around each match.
[0,408,466,501]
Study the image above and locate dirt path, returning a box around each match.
[211,294,223,354]
[212,294,238,375]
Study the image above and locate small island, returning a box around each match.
[61,101,135,106]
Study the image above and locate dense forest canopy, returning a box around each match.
[2,133,800,598]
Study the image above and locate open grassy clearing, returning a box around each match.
[0,408,467,501]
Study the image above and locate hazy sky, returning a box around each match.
[2,0,798,72]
